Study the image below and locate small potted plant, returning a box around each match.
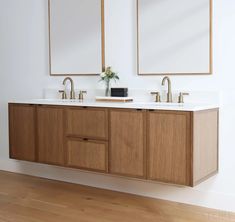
[100,66,119,97]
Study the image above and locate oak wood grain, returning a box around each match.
[109,109,146,178]
[66,138,107,172]
[193,109,219,185]
[0,171,234,222]
[147,111,192,186]
[66,107,108,140]
[8,103,219,187]
[37,106,65,166]
[9,104,36,162]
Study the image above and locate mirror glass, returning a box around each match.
[137,0,212,75]
[49,0,104,75]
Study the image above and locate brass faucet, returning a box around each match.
[178,92,189,103]
[63,77,75,100]
[78,91,87,101]
[162,76,172,103]
[151,91,161,102]
[58,90,67,99]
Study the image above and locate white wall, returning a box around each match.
[1,0,235,212]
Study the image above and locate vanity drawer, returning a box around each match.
[66,107,108,140]
[66,138,108,172]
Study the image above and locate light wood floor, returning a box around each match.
[0,171,234,222]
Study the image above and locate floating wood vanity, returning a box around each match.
[8,101,219,187]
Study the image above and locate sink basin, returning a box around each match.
[134,102,184,107]
[155,102,183,106]
[34,99,79,103]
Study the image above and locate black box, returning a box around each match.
[111,88,128,97]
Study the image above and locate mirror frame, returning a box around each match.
[136,0,213,75]
[48,0,105,76]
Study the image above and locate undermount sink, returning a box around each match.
[34,99,78,102]
[134,102,184,107]
[156,103,184,106]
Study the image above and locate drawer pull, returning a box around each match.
[83,138,89,141]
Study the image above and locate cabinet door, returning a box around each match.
[66,138,107,172]
[109,109,146,178]
[37,106,64,165]
[147,111,192,186]
[66,107,108,140]
[9,104,36,161]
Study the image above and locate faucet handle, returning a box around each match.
[58,90,67,100]
[178,92,189,103]
[78,91,87,101]
[151,92,161,102]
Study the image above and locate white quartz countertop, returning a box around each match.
[9,99,219,112]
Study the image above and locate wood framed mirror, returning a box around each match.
[48,0,105,76]
[137,0,212,75]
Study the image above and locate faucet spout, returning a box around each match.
[63,77,75,100]
[162,76,173,103]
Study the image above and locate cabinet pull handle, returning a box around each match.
[83,138,88,141]
[136,109,142,111]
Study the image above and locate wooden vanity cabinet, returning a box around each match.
[8,103,218,187]
[109,109,146,178]
[37,106,65,166]
[9,104,36,162]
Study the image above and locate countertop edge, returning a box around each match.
[8,100,220,112]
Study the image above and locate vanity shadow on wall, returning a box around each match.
[48,0,105,76]
[137,0,212,75]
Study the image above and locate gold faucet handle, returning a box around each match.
[78,91,87,101]
[151,92,161,102]
[58,90,67,99]
[178,92,189,103]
